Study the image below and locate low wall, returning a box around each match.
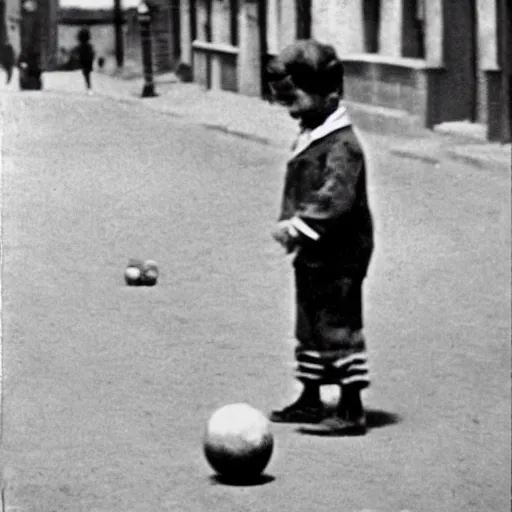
[341,53,443,129]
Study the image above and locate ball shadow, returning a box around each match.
[209,473,276,487]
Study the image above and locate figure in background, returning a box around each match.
[77,27,95,92]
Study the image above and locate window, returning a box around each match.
[229,0,238,46]
[363,0,381,53]
[402,0,425,58]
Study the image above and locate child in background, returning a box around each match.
[77,27,95,93]
[267,40,374,435]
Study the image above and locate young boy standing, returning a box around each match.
[267,40,374,435]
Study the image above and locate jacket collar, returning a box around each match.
[290,105,352,159]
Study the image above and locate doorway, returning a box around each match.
[436,0,478,123]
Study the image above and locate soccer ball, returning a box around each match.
[204,403,274,481]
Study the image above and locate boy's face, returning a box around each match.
[270,82,333,129]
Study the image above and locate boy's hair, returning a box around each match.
[77,27,91,44]
[267,39,344,97]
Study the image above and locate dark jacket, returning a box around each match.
[279,110,374,277]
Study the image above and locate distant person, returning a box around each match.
[1,41,15,84]
[76,27,95,92]
[97,56,105,70]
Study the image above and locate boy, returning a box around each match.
[76,27,95,92]
[267,40,374,435]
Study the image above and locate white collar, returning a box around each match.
[290,106,351,159]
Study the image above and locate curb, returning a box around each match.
[200,122,279,146]
[388,145,510,171]
[388,148,441,166]
[446,149,511,171]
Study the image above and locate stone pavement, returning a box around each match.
[1,64,509,172]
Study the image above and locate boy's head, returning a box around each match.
[267,40,344,129]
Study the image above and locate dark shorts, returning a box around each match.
[293,262,369,387]
[295,262,363,349]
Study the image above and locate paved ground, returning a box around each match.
[0,79,510,512]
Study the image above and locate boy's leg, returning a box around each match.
[83,69,91,89]
[305,277,370,435]
[270,264,326,423]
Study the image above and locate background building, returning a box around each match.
[177,0,510,143]
[3,0,508,142]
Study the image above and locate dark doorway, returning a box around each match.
[467,0,478,122]
[402,0,425,58]
[170,0,181,63]
[363,0,380,53]
[190,0,197,41]
[229,0,239,46]
[499,0,511,140]
[436,0,478,123]
[205,0,212,88]
[258,0,272,100]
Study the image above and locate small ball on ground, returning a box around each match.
[124,259,144,286]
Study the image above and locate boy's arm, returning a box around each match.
[290,135,363,244]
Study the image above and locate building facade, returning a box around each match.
[174,0,510,142]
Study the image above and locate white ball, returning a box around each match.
[124,267,141,281]
[204,403,273,480]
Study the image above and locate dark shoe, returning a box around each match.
[299,414,367,436]
[269,400,325,424]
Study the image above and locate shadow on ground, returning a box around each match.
[209,474,276,487]
[295,408,402,437]
[323,407,402,429]
[363,408,402,429]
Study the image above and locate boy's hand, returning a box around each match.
[271,220,298,253]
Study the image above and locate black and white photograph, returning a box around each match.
[0,0,510,510]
